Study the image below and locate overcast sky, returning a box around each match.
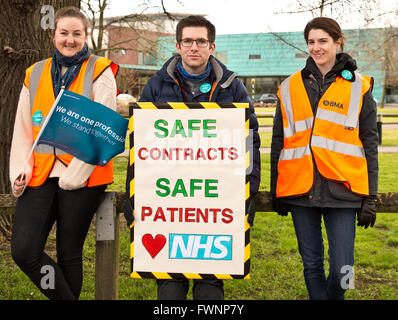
[101,0,398,34]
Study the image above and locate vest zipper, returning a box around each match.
[309,75,347,196]
[308,74,325,198]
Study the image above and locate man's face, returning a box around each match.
[176,26,215,75]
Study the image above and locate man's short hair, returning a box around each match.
[176,15,216,43]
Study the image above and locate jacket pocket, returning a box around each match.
[328,181,363,201]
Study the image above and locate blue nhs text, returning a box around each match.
[169,234,232,260]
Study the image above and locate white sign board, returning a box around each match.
[129,102,250,279]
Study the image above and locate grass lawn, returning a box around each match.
[380,129,398,146]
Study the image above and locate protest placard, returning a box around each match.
[129,102,250,279]
[38,90,128,166]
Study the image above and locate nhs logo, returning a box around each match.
[169,234,232,260]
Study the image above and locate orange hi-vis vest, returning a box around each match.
[276,71,372,198]
[24,54,119,187]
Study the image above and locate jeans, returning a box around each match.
[157,279,224,300]
[11,178,105,300]
[291,205,356,300]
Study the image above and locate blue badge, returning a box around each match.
[341,70,353,80]
[200,83,212,93]
[32,110,42,124]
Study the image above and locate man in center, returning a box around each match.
[135,15,261,300]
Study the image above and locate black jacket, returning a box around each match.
[139,54,261,197]
[271,53,378,208]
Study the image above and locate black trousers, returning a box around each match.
[11,178,105,300]
[157,279,224,300]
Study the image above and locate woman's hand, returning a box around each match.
[13,174,26,197]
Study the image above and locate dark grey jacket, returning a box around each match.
[270,53,378,208]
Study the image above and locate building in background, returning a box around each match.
[157,28,398,104]
[101,14,397,104]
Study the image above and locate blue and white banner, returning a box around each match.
[38,90,128,166]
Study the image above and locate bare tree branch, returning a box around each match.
[268,30,308,54]
[83,0,175,56]
[161,0,176,20]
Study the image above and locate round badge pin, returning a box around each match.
[200,83,212,93]
[341,70,353,80]
[32,110,43,124]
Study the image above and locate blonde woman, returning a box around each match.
[10,7,118,299]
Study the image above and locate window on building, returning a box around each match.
[138,52,156,66]
[243,76,285,98]
[249,54,261,59]
[115,49,126,55]
[386,86,398,103]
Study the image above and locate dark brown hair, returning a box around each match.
[304,17,345,51]
[176,15,216,43]
[53,6,88,36]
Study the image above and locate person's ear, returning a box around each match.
[209,42,216,54]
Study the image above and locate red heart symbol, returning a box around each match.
[142,234,166,259]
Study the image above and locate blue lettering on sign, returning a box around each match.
[169,234,232,260]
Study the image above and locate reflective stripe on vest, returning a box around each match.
[30,55,99,119]
[279,145,311,161]
[277,71,370,197]
[26,55,117,187]
[311,135,365,158]
[315,74,363,129]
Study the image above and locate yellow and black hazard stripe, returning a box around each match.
[128,102,251,279]
[130,101,248,109]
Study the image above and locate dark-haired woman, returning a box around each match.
[271,17,378,300]
[10,7,118,299]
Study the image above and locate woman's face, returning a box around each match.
[53,17,87,57]
[307,28,341,73]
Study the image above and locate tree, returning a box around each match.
[269,0,378,56]
[278,0,377,22]
[361,26,398,108]
[0,0,80,240]
[82,0,177,56]
[82,0,183,97]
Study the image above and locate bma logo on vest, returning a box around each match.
[169,234,232,260]
[323,100,343,109]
